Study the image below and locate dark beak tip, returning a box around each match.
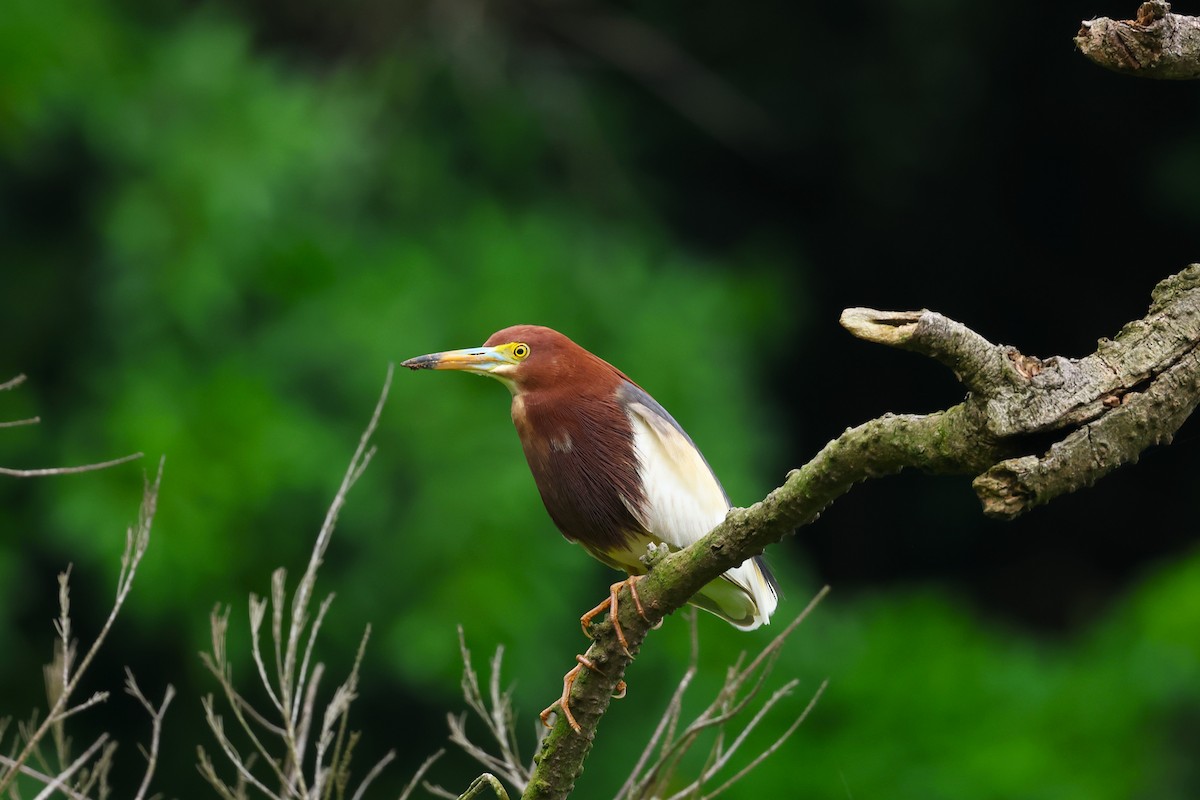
[400,357,434,370]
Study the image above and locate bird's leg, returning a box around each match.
[539,654,628,734]
[554,577,648,731]
[579,576,652,656]
[540,663,585,733]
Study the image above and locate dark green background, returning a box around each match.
[3,0,1199,797]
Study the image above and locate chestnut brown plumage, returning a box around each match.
[402,324,779,731]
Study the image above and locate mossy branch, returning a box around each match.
[1076,1,1200,79]
[522,264,1200,800]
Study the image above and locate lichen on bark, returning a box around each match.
[1076,1,1200,79]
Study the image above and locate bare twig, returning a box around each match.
[697,681,827,800]
[0,375,27,392]
[201,611,294,790]
[29,733,110,800]
[199,364,440,799]
[454,773,511,800]
[389,748,444,800]
[613,611,700,800]
[312,627,371,796]
[0,451,144,478]
[196,746,248,800]
[449,629,535,793]
[200,696,287,800]
[443,592,825,800]
[124,670,176,800]
[1,373,141,475]
[0,755,92,800]
[620,588,829,800]
[0,458,163,797]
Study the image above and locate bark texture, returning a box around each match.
[520,264,1200,800]
[1076,1,1200,79]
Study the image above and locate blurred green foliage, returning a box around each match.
[2,0,1198,798]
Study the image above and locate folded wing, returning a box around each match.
[618,383,778,629]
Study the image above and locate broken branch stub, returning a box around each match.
[1076,1,1200,80]
[842,264,1200,518]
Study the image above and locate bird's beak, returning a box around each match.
[401,346,512,376]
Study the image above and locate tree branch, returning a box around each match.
[522,263,1200,799]
[1,373,143,476]
[0,452,145,478]
[1076,1,1200,79]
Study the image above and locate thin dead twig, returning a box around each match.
[387,748,444,800]
[0,373,141,475]
[0,452,144,478]
[622,587,830,800]
[0,458,163,797]
[125,669,176,800]
[29,734,110,800]
[448,628,536,793]
[198,365,440,799]
[0,375,27,392]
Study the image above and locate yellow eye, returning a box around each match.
[512,342,531,360]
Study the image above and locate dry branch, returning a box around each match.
[616,595,829,800]
[0,453,145,478]
[1076,1,1200,79]
[1,373,142,476]
[0,460,166,799]
[444,630,538,794]
[523,264,1200,800]
[198,365,441,800]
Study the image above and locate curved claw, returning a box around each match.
[539,654,630,734]
[540,663,584,733]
